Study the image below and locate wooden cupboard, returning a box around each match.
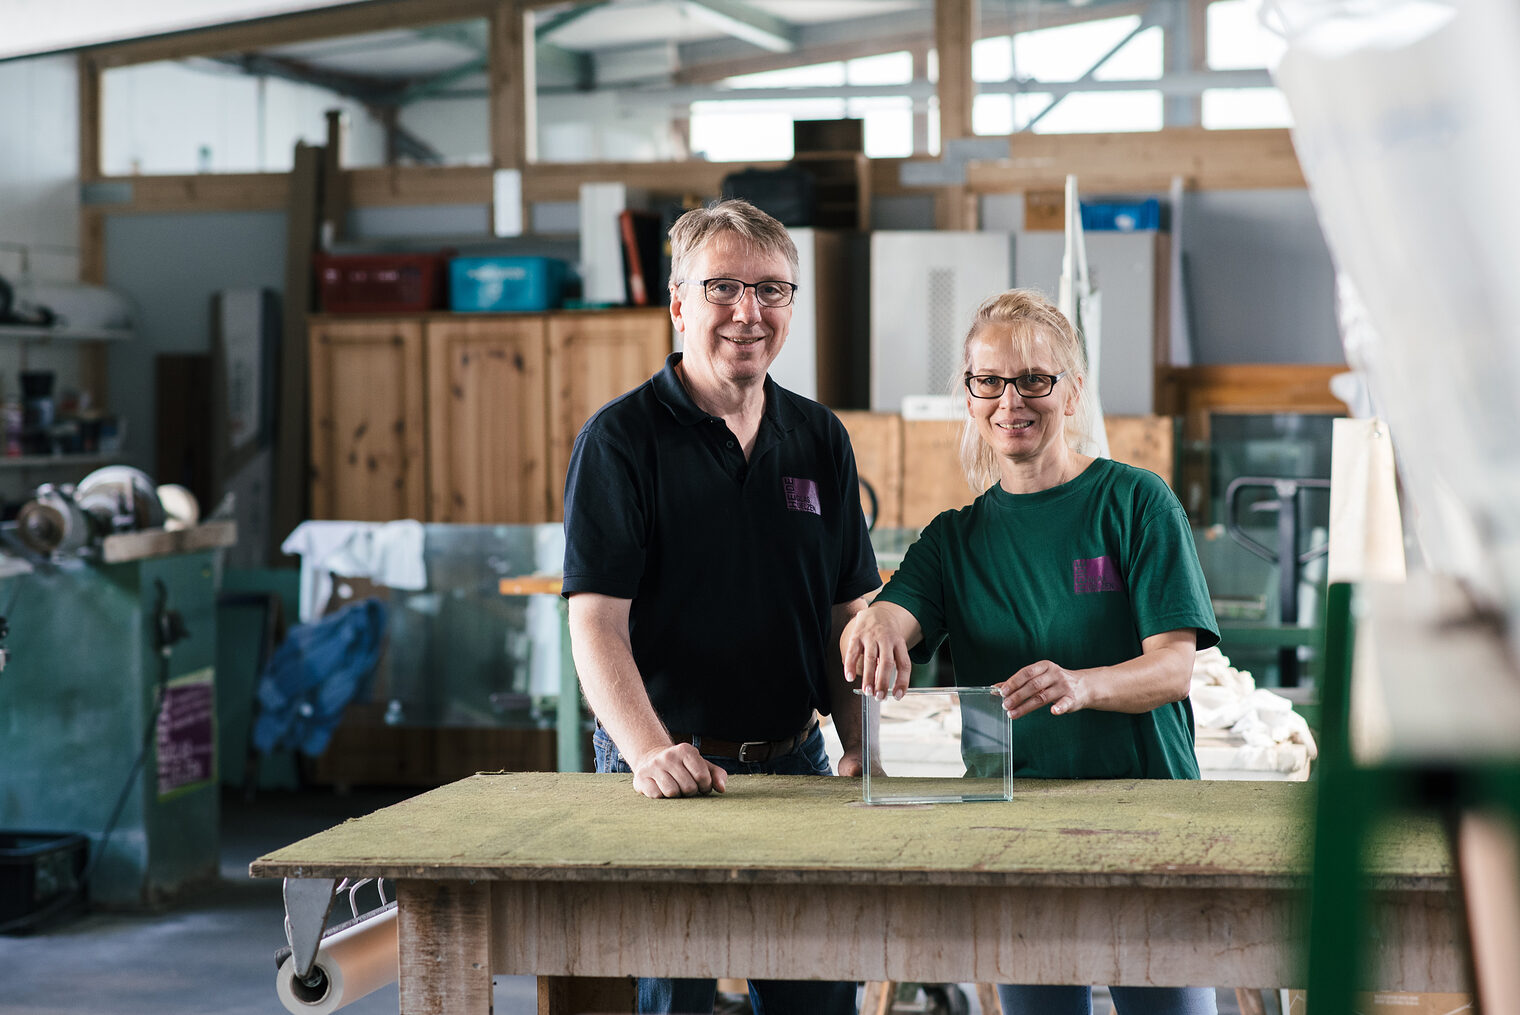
[309,308,671,523]
[308,317,427,521]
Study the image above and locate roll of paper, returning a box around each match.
[276,906,398,1014]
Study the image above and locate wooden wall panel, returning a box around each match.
[545,309,672,519]
[426,315,551,524]
[902,418,978,529]
[1105,415,1176,488]
[836,411,904,531]
[308,318,427,521]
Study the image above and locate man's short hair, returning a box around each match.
[667,198,800,290]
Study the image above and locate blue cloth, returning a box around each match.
[593,726,858,1015]
[997,984,1218,1015]
[252,598,387,757]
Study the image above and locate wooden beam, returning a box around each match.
[934,0,976,143]
[78,55,101,182]
[85,0,496,68]
[322,109,349,243]
[965,128,1305,192]
[85,173,291,212]
[522,159,764,203]
[271,142,322,565]
[490,1,530,169]
[348,164,493,206]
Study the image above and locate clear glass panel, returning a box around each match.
[100,20,490,174]
[354,523,566,729]
[860,687,1013,805]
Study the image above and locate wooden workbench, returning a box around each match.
[251,773,1462,1014]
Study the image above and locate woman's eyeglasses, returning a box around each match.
[964,372,1067,399]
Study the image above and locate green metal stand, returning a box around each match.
[1306,582,1520,1011]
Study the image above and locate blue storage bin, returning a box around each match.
[449,256,567,312]
[1080,198,1162,232]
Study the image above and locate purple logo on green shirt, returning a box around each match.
[1073,555,1122,594]
[783,476,821,515]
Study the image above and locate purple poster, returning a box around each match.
[157,668,215,797]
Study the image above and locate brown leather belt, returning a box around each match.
[668,722,817,764]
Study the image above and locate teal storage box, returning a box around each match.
[449,256,567,311]
[1080,198,1162,232]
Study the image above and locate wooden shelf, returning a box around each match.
[0,453,123,469]
[0,325,133,342]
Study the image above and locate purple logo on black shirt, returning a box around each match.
[783,476,821,515]
[1073,556,1123,594]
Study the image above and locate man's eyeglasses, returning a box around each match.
[678,277,798,308]
[964,372,1068,399]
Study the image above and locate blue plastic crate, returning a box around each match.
[1080,198,1161,232]
[449,256,567,312]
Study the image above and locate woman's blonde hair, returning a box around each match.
[955,288,1096,490]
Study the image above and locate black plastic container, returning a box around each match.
[0,830,88,934]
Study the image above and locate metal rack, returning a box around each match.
[1306,578,1520,1012]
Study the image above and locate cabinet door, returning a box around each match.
[309,318,426,521]
[426,316,550,523]
[546,308,672,520]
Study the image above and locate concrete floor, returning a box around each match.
[0,787,1259,1015]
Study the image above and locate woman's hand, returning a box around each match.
[840,602,919,701]
[996,659,1090,719]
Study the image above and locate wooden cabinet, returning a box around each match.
[546,309,673,518]
[308,317,427,521]
[309,308,670,524]
[427,316,549,523]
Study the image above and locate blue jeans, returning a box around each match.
[996,984,1218,1015]
[593,725,857,1015]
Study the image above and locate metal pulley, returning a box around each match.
[15,484,94,556]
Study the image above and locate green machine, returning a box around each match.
[0,545,221,911]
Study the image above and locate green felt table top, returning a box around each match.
[250,772,1451,890]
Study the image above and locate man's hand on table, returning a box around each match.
[632,742,728,798]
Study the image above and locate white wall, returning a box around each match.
[0,54,80,284]
[100,59,392,173]
[0,54,86,451]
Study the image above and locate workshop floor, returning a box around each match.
[0,787,1258,1015]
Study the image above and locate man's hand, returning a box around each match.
[836,748,863,778]
[631,743,728,799]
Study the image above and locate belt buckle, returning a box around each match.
[737,740,768,763]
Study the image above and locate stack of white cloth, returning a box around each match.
[281,520,428,623]
[1191,646,1319,780]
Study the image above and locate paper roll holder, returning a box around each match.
[278,876,393,995]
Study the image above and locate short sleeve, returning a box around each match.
[561,428,648,600]
[874,513,952,664]
[1127,498,1220,651]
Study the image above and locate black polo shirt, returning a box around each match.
[562,353,881,742]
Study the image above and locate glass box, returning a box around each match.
[858,686,1014,805]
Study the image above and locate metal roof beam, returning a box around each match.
[679,0,797,54]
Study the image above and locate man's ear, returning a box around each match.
[669,285,685,332]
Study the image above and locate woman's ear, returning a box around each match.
[1065,373,1083,417]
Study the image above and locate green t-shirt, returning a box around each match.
[877,458,1219,781]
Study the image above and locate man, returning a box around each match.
[561,198,878,1015]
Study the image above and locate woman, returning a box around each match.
[841,288,1219,1015]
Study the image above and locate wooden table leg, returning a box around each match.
[537,976,635,1014]
[398,880,493,1015]
[1234,987,1267,1015]
[975,983,1002,1014]
[860,981,895,1015]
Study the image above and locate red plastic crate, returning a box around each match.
[315,253,447,313]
